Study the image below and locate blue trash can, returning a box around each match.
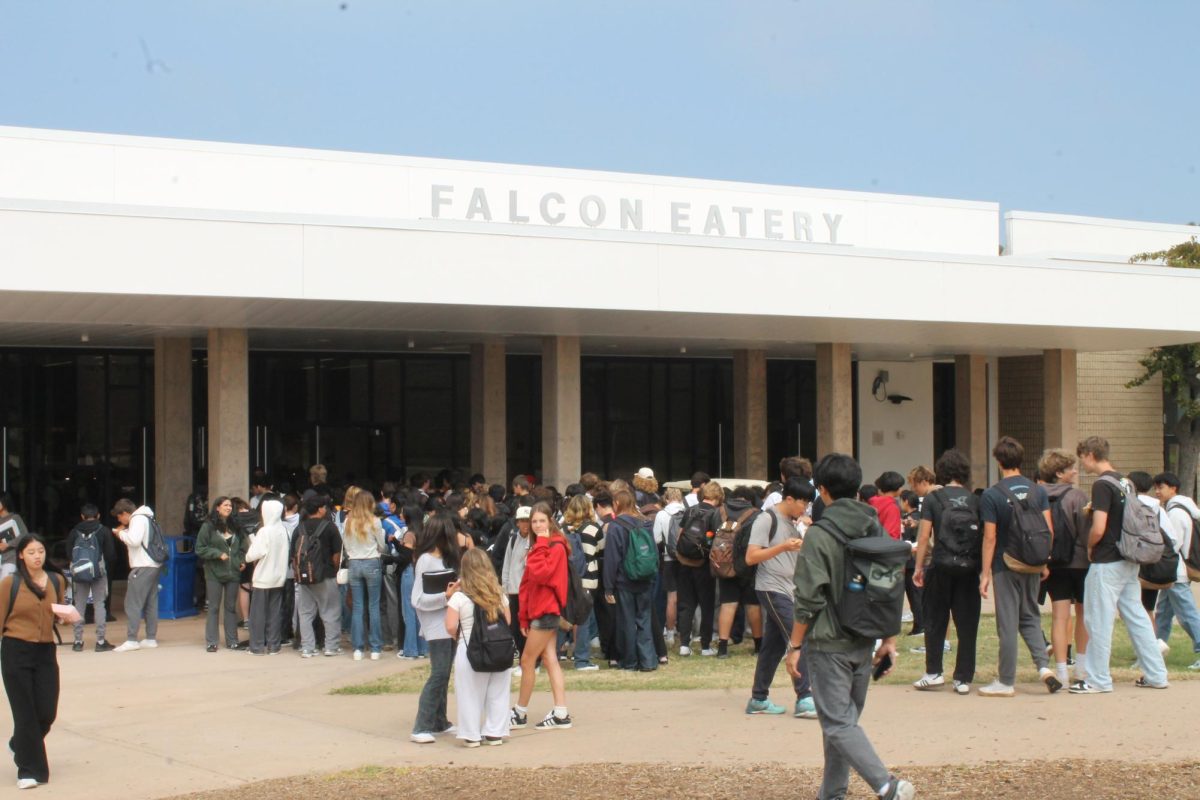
[158,535,198,619]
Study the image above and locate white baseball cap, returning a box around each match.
[636,467,655,480]
[515,505,532,520]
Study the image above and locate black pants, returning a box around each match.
[921,566,980,684]
[249,587,284,654]
[280,579,296,640]
[590,587,620,662]
[675,562,715,650]
[1,638,58,783]
[904,561,924,634]
[507,594,527,656]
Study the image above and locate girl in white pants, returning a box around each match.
[444,549,512,747]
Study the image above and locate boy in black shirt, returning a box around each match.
[1072,436,1168,693]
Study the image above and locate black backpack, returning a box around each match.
[1046,493,1076,568]
[140,515,170,566]
[1139,526,1180,589]
[732,510,767,579]
[553,540,593,627]
[674,505,712,564]
[70,529,104,583]
[464,600,515,673]
[292,519,331,585]
[818,517,910,640]
[1166,499,1200,582]
[928,489,981,574]
[996,483,1053,573]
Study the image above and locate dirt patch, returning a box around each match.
[174,760,1200,799]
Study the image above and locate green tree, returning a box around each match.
[1127,237,1200,495]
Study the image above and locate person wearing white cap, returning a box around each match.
[502,504,534,668]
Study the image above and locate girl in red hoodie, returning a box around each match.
[510,502,572,731]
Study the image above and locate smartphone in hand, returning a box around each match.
[872,653,893,681]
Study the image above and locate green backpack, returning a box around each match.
[620,520,659,582]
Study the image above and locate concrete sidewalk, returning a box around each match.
[16,612,1200,798]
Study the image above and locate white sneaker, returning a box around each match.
[901,611,913,623]
[679,645,692,657]
[590,637,600,648]
[700,648,716,657]
[16,778,38,789]
[410,732,435,744]
[353,650,364,661]
[1158,639,1171,655]
[138,639,158,648]
[113,641,141,653]
[893,779,916,800]
[1188,658,1200,671]
[912,673,944,691]
[370,651,381,661]
[664,629,677,645]
[513,666,523,677]
[978,680,1015,697]
[953,680,971,695]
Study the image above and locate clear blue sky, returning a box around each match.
[2,1,1197,224]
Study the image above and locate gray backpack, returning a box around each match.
[1098,475,1164,565]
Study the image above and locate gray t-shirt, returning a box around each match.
[749,507,800,596]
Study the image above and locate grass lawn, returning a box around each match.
[333,613,1199,695]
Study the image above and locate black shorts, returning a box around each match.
[718,576,758,606]
[661,560,679,593]
[1045,567,1087,604]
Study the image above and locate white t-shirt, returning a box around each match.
[448,591,509,643]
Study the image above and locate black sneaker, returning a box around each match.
[72,641,84,652]
[534,712,572,731]
[509,707,528,729]
[94,640,114,653]
[206,644,218,653]
[717,641,730,660]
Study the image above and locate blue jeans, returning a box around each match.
[412,637,453,734]
[574,610,598,667]
[616,586,655,670]
[1155,582,1200,652]
[400,565,428,657]
[349,558,383,653]
[1084,560,1168,690]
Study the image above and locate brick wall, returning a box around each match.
[1077,350,1163,480]
[997,355,1044,475]
[995,350,1163,484]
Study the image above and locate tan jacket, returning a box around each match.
[0,574,65,643]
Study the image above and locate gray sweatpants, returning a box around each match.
[72,578,107,643]
[808,647,891,800]
[125,566,160,642]
[992,568,1048,686]
[297,578,342,653]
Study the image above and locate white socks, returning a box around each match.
[553,705,568,719]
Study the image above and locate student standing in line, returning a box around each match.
[912,449,980,694]
[1037,449,1091,687]
[65,503,116,653]
[674,482,721,657]
[1073,436,1169,693]
[745,478,815,718]
[244,497,289,656]
[291,495,344,658]
[446,548,512,748]
[111,499,163,653]
[1,535,73,789]
[785,454,915,800]
[977,437,1060,697]
[342,491,387,661]
[1153,471,1200,668]
[410,515,461,744]
[0,493,29,581]
[511,503,573,731]
[500,504,534,670]
[563,493,601,671]
[603,489,658,672]
[195,496,247,653]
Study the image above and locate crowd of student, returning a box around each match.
[3,431,1200,798]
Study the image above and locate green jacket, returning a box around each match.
[195,521,246,583]
[792,498,883,653]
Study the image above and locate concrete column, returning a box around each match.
[207,328,250,501]
[1043,348,1078,451]
[816,343,854,457]
[733,349,768,479]
[541,336,581,491]
[470,341,508,486]
[154,337,193,534]
[955,354,989,490]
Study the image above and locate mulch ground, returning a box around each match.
[175,760,1200,799]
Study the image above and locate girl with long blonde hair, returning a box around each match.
[342,490,386,660]
[445,548,512,747]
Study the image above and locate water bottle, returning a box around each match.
[847,572,866,592]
